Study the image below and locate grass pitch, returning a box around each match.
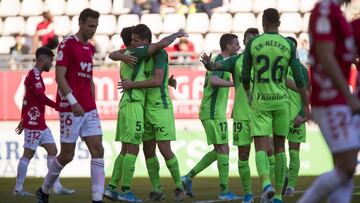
[1,176,360,203]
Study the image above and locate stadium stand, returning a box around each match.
[0,0,359,67]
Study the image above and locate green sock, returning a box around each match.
[217,153,229,194]
[109,153,125,189]
[268,155,275,182]
[121,153,137,191]
[288,149,300,188]
[274,152,287,199]
[165,156,183,189]
[255,151,271,189]
[146,156,162,192]
[187,150,217,180]
[238,159,252,194]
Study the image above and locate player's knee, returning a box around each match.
[238,151,249,161]
[47,147,58,156]
[91,145,104,158]
[215,144,229,154]
[59,153,74,165]
[159,147,174,160]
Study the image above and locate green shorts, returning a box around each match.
[233,120,252,146]
[251,107,289,137]
[142,108,176,142]
[287,123,306,143]
[201,118,228,145]
[115,102,144,144]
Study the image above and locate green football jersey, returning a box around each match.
[242,33,305,110]
[119,45,150,108]
[199,54,231,120]
[288,64,309,119]
[144,49,172,110]
[218,54,251,120]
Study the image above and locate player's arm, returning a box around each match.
[91,78,95,98]
[241,40,253,91]
[108,49,138,66]
[147,30,189,55]
[118,51,167,90]
[29,76,56,108]
[211,75,234,87]
[55,65,84,116]
[200,53,237,72]
[289,49,310,121]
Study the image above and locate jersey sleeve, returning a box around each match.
[130,45,150,61]
[219,55,237,72]
[55,39,71,68]
[241,39,253,86]
[29,73,56,108]
[289,42,305,88]
[301,65,310,89]
[153,50,168,70]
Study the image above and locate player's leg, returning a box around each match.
[79,109,105,202]
[117,102,144,202]
[152,108,185,201]
[143,139,164,201]
[267,137,275,182]
[42,142,75,195]
[284,141,300,196]
[272,108,289,203]
[83,135,105,202]
[41,128,75,195]
[14,134,35,196]
[181,119,217,198]
[298,106,359,203]
[105,109,128,200]
[233,120,253,203]
[251,109,274,202]
[211,119,239,200]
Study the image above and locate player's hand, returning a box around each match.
[293,115,305,128]
[168,75,177,89]
[200,53,212,67]
[348,95,360,115]
[15,121,23,135]
[120,53,138,66]
[71,103,84,117]
[304,105,311,122]
[175,30,189,38]
[118,79,133,92]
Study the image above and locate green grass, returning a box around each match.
[2,177,360,203]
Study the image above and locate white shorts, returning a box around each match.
[23,128,55,151]
[312,105,360,153]
[59,109,103,143]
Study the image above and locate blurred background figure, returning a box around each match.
[130,0,160,16]
[32,11,58,53]
[170,33,196,63]
[9,33,30,70]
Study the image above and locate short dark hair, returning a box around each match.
[132,24,152,43]
[286,36,298,48]
[79,8,100,23]
[244,28,259,39]
[121,26,134,47]
[262,8,280,25]
[219,33,238,51]
[35,47,54,59]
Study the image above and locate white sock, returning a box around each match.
[14,157,30,192]
[327,179,353,203]
[42,158,64,194]
[47,155,62,190]
[298,169,348,203]
[91,158,105,201]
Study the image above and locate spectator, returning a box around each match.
[32,12,58,53]
[130,0,160,17]
[169,32,196,63]
[193,0,223,17]
[9,33,31,70]
[10,33,30,55]
[298,38,309,66]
